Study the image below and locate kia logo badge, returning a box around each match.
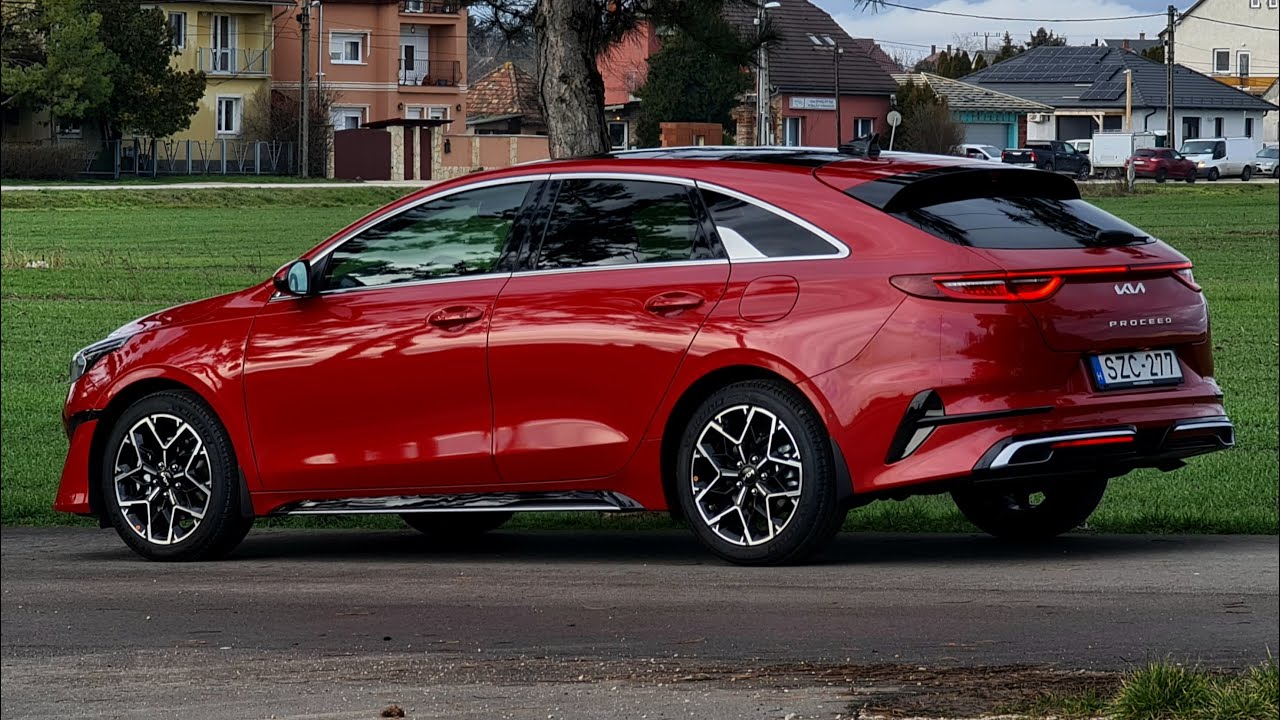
[1115,282,1146,295]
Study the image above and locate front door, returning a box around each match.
[243,180,537,493]
[487,177,730,484]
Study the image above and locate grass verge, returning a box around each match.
[1,185,1277,532]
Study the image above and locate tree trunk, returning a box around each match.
[534,0,611,158]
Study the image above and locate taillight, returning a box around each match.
[890,262,1198,303]
[1029,151,1037,163]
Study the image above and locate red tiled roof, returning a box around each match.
[467,62,543,122]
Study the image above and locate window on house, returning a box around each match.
[56,120,82,138]
[1213,49,1230,74]
[1268,0,1278,9]
[1237,52,1250,77]
[215,97,241,135]
[1245,118,1254,138]
[608,121,628,149]
[332,107,363,130]
[405,106,424,119]
[211,14,235,72]
[1214,117,1224,137]
[1182,116,1200,140]
[168,12,186,49]
[427,106,448,120]
[1248,0,1261,7]
[854,117,874,139]
[330,32,364,64]
[783,117,802,146]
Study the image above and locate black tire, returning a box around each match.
[675,380,844,566]
[1185,169,1196,184]
[102,391,253,561]
[951,475,1108,542]
[1076,163,1091,181]
[400,512,512,538]
[1155,168,1167,183]
[1207,167,1220,181]
[1104,168,1120,180]
[1272,167,1278,179]
[1241,166,1253,181]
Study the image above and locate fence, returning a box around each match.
[83,138,297,178]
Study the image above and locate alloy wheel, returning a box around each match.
[113,413,213,545]
[690,405,803,547]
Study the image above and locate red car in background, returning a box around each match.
[1128,148,1197,183]
[55,145,1233,565]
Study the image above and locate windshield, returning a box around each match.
[1259,147,1279,159]
[979,146,1001,156]
[1181,140,1217,154]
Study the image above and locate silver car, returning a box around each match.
[1256,146,1279,178]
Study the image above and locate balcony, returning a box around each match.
[198,47,269,76]
[400,0,460,14]
[398,59,461,88]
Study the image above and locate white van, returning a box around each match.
[1179,137,1257,180]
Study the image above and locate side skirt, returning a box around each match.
[272,490,646,516]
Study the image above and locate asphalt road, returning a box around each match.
[2,528,1276,719]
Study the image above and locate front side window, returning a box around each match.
[216,96,241,135]
[535,179,711,269]
[325,183,532,290]
[330,32,364,63]
[701,190,839,258]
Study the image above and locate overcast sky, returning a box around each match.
[816,0,1176,62]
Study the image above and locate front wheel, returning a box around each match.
[1241,166,1253,181]
[1076,163,1091,181]
[951,476,1107,542]
[400,512,512,539]
[102,391,253,561]
[1207,167,1220,181]
[1155,168,1167,183]
[675,381,845,566]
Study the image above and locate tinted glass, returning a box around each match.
[536,179,706,269]
[326,183,530,289]
[1135,149,1157,157]
[1259,147,1279,159]
[891,197,1150,249]
[701,190,838,258]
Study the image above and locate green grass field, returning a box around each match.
[2,184,1276,533]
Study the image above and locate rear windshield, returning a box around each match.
[889,196,1151,249]
[1135,149,1157,157]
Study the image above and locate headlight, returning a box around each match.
[69,335,132,383]
[1197,161,1206,167]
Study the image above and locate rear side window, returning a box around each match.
[700,190,839,258]
[890,196,1150,249]
[536,179,718,269]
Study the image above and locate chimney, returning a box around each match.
[946,44,952,54]
[1123,39,1130,51]
[931,44,937,55]
[1139,32,1146,39]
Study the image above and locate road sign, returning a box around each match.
[886,110,902,127]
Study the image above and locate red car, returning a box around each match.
[55,146,1233,565]
[1128,148,1197,183]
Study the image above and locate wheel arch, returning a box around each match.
[88,374,252,521]
[656,364,852,520]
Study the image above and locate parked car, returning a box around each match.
[1002,140,1092,179]
[1066,138,1091,156]
[959,144,1002,161]
[1091,132,1160,179]
[1179,137,1256,180]
[1127,147,1197,183]
[1254,145,1279,178]
[56,147,1234,565]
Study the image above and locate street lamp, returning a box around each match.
[809,34,843,146]
[755,1,781,146]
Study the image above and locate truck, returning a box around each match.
[1089,132,1159,179]
[1000,140,1092,179]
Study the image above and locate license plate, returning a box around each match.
[1089,350,1183,390]
[1134,160,1146,165]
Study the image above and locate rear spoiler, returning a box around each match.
[835,165,1080,214]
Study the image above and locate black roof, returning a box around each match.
[724,0,899,96]
[963,46,1276,111]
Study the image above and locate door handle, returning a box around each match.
[645,292,705,315]
[428,305,485,328]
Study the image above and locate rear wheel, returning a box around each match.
[675,381,844,566]
[1155,168,1167,183]
[1184,169,1196,183]
[951,476,1107,542]
[400,512,513,539]
[102,391,253,561]
[1103,167,1120,180]
[1241,166,1253,181]
[1207,167,1220,181]
[1076,163,1091,181]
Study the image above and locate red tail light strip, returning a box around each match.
[1049,436,1135,450]
[890,261,1197,302]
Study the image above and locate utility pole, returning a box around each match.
[832,44,843,144]
[755,1,780,145]
[971,31,996,52]
[298,0,311,177]
[1165,4,1175,150]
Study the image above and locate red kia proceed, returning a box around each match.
[55,145,1234,564]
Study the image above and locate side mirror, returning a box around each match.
[273,260,315,297]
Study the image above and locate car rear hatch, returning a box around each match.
[1000,149,1036,164]
[821,162,1208,353]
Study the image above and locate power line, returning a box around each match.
[1181,15,1280,32]
[868,1,1164,23]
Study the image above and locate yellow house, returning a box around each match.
[148,0,289,143]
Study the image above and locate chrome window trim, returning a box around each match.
[546,171,697,186]
[510,259,730,279]
[694,180,851,261]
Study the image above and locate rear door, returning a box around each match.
[486,176,729,484]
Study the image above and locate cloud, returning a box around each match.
[818,0,1166,60]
